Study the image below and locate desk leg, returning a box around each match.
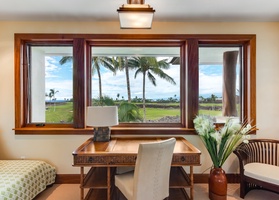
[80,167,84,200]
[190,166,194,200]
[107,167,111,200]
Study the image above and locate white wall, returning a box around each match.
[31,48,46,122]
[0,21,279,174]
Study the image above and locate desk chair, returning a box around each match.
[115,137,176,200]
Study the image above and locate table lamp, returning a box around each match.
[86,106,119,142]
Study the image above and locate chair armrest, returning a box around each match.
[233,144,248,174]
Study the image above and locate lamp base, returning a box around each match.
[93,127,111,142]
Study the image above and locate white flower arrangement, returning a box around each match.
[193,115,256,168]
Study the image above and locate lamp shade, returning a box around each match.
[117,4,155,29]
[86,106,119,127]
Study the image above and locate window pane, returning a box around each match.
[91,47,180,123]
[198,47,241,123]
[29,46,73,124]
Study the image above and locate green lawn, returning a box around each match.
[45,102,73,123]
[144,108,180,120]
[45,102,224,123]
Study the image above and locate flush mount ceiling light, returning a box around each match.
[117,0,155,29]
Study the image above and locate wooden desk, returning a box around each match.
[72,137,201,200]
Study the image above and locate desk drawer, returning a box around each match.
[73,155,137,166]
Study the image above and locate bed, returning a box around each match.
[0,160,56,200]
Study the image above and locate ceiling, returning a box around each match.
[1,0,279,22]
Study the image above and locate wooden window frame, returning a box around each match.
[14,34,256,135]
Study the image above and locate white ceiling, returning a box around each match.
[1,0,279,22]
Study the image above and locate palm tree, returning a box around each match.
[113,57,132,102]
[46,88,59,111]
[92,56,115,99]
[129,57,176,121]
[59,56,115,99]
[118,102,142,122]
[49,88,59,99]
[93,95,115,106]
[210,94,217,103]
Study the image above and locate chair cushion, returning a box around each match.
[115,171,134,199]
[244,163,279,185]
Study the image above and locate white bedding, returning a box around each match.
[0,160,56,200]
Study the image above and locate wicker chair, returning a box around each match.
[233,139,279,198]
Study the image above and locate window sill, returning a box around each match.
[14,127,196,135]
[14,127,93,135]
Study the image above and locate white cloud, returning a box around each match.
[199,72,223,96]
[45,56,60,78]
[45,80,73,100]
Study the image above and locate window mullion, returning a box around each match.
[73,38,86,128]
[186,39,199,128]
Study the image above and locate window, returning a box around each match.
[29,46,73,124]
[90,46,180,124]
[198,46,242,123]
[14,34,256,135]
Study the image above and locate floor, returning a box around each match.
[34,184,279,200]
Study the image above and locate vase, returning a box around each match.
[208,167,227,200]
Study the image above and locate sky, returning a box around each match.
[45,56,239,101]
[45,56,73,100]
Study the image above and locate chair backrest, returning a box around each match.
[132,137,176,200]
[234,139,279,166]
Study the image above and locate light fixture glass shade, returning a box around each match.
[117,4,155,29]
[86,106,119,127]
